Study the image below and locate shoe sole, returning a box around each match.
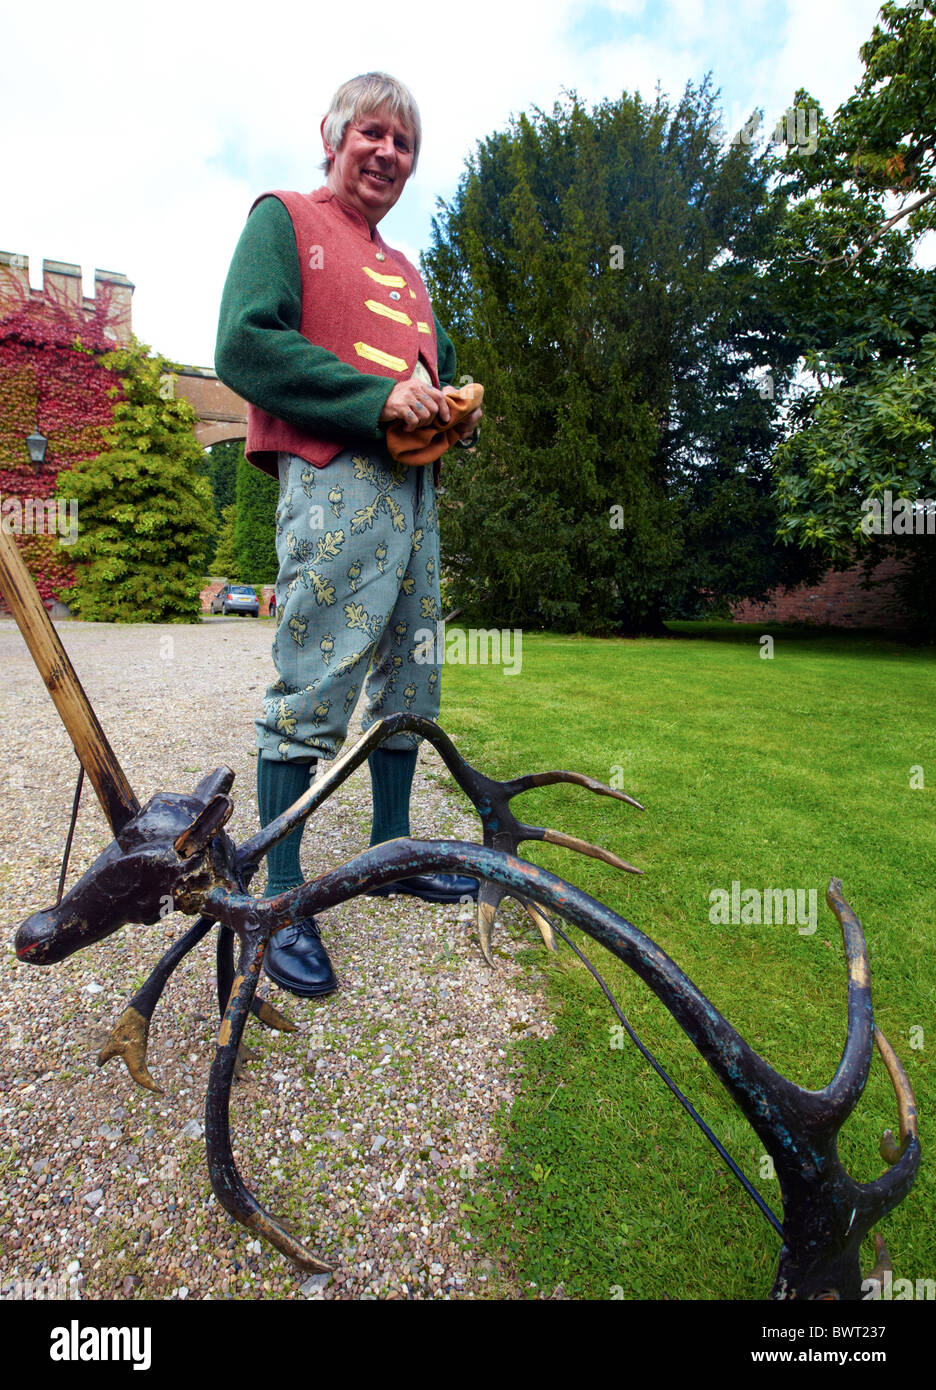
[366,883,480,904]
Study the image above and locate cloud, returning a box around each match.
[1,0,891,366]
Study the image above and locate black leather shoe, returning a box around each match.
[263,917,337,998]
[367,873,479,904]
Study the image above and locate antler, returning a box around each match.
[761,881,920,1299]
[238,712,644,965]
[205,917,331,1274]
[200,852,918,1294]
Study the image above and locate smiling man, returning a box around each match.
[215,73,482,1000]
[329,109,415,221]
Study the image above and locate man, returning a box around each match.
[215,72,482,999]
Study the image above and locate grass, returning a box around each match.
[435,621,935,1300]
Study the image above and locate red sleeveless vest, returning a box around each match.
[245,187,441,476]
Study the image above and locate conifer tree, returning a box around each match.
[234,454,278,584]
[212,504,240,580]
[56,340,214,622]
[203,438,242,569]
[423,82,815,634]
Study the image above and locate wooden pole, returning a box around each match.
[0,526,140,834]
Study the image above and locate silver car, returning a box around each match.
[211,584,259,617]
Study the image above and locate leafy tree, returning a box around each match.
[768,0,936,636]
[206,438,241,513]
[202,437,242,569]
[234,455,278,583]
[423,81,816,634]
[55,339,215,621]
[212,503,240,580]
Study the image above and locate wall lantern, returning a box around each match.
[25,430,48,470]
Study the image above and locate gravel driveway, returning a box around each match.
[0,618,551,1301]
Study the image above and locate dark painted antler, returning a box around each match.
[10,715,920,1291]
[766,881,920,1299]
[237,712,644,964]
[199,850,918,1294]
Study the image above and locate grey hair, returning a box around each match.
[320,72,421,174]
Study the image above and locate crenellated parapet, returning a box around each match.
[0,251,133,344]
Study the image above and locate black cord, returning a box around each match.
[55,761,84,907]
[541,911,785,1239]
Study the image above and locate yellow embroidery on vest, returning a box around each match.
[416,320,431,334]
[409,289,417,299]
[354,342,408,372]
[363,266,406,288]
[365,298,413,327]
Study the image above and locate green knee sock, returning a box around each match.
[256,757,315,898]
[368,747,418,846]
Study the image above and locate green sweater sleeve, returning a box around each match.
[215,197,456,438]
[435,313,456,387]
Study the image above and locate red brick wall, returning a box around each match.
[732,556,910,629]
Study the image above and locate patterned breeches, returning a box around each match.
[255,445,442,762]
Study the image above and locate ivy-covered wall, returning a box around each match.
[0,293,119,607]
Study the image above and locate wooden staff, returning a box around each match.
[0,526,140,833]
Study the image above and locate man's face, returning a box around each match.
[323,106,416,229]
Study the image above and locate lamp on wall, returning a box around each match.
[25,429,47,471]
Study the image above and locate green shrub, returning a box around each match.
[56,340,214,622]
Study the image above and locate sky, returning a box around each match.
[2,0,898,369]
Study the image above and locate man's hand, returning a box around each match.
[442,384,483,441]
[380,376,451,432]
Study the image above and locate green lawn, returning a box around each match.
[436,622,935,1300]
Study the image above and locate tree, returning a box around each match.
[203,437,243,569]
[55,340,215,621]
[212,503,240,580]
[768,1,936,636]
[233,454,278,583]
[423,81,817,634]
[201,436,239,567]
[206,438,240,513]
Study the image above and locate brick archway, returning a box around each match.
[173,367,247,447]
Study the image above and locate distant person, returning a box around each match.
[216,72,482,1000]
